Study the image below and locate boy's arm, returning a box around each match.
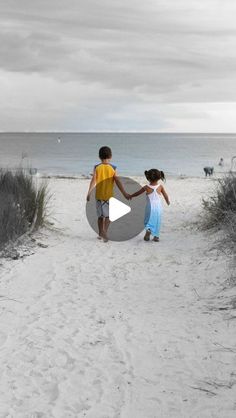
[86,168,96,201]
[114,172,130,199]
[130,186,146,198]
[161,186,170,205]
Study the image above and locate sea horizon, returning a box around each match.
[1,131,236,134]
[0,132,236,177]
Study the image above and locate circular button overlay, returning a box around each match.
[86,176,147,241]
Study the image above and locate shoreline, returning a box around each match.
[39,172,227,181]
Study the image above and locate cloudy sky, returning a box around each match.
[1,0,236,132]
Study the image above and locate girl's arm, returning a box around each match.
[130,186,146,198]
[161,186,170,205]
[86,168,96,201]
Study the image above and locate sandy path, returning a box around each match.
[0,177,236,418]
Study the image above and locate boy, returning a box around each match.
[86,146,129,242]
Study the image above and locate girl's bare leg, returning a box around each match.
[144,229,151,241]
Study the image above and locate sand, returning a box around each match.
[0,176,236,418]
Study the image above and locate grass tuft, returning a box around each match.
[0,169,49,248]
[202,173,236,252]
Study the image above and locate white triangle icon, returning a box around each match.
[109,197,131,222]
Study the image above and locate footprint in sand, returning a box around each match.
[0,331,7,346]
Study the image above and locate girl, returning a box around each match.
[130,169,170,242]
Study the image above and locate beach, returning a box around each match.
[0,175,236,417]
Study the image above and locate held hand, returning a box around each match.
[123,191,130,200]
[124,193,133,200]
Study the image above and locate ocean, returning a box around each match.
[0,133,236,177]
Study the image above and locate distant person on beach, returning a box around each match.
[86,146,129,242]
[129,169,170,242]
[203,166,214,176]
[218,157,224,167]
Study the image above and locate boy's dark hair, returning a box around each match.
[99,146,112,160]
[144,169,165,182]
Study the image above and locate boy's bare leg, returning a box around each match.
[97,217,104,239]
[103,217,110,242]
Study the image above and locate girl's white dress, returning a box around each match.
[144,184,162,237]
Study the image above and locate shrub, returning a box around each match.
[0,169,49,248]
[202,173,236,230]
[202,173,236,257]
[225,211,236,247]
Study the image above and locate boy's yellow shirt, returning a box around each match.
[95,163,116,200]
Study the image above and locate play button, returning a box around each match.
[109,197,131,222]
[86,176,146,241]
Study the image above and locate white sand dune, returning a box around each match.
[0,177,236,418]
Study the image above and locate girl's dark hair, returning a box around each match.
[144,169,165,182]
[99,146,112,159]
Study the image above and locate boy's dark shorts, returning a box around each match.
[96,200,109,218]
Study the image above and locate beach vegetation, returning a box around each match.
[0,169,49,248]
[202,173,236,249]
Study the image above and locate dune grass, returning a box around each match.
[0,169,49,248]
[202,173,236,249]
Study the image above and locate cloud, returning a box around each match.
[0,0,236,131]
